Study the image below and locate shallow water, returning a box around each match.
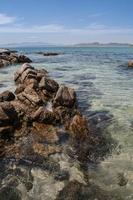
[0,46,133,199]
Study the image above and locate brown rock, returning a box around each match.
[39,77,59,93]
[69,114,89,139]
[32,106,55,124]
[33,122,59,143]
[53,86,77,108]
[128,61,133,67]
[15,84,25,94]
[0,90,15,102]
[21,68,37,82]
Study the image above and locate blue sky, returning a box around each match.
[0,0,133,44]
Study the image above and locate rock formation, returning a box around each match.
[0,63,114,200]
[0,49,32,68]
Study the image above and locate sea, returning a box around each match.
[0,46,133,199]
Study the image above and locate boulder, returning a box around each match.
[69,114,89,139]
[128,61,133,67]
[18,55,32,63]
[53,86,77,108]
[39,77,59,93]
[32,106,55,124]
[0,90,15,102]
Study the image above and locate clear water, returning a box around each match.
[0,46,133,198]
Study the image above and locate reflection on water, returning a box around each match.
[0,46,133,199]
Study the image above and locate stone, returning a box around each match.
[15,84,25,94]
[39,77,59,93]
[0,102,19,126]
[18,55,32,63]
[53,86,77,108]
[0,50,32,68]
[21,68,37,82]
[37,52,60,56]
[32,122,59,143]
[128,60,133,67]
[0,90,15,102]
[32,106,55,124]
[22,87,43,106]
[69,114,89,139]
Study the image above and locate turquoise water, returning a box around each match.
[0,47,133,198]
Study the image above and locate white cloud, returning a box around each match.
[0,13,16,25]
[0,23,133,35]
[88,13,104,18]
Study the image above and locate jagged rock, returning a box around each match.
[0,49,32,68]
[17,55,32,63]
[53,86,77,108]
[0,102,19,138]
[0,90,15,102]
[15,84,25,94]
[39,77,59,93]
[69,114,89,139]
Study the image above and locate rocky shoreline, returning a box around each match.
[0,63,117,199]
[0,49,32,68]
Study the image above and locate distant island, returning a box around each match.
[1,42,133,48]
[73,42,133,47]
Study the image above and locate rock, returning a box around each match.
[0,91,15,102]
[21,68,37,82]
[54,170,70,181]
[39,77,59,93]
[32,106,55,124]
[69,114,89,139]
[128,60,133,67]
[0,102,19,126]
[0,48,17,54]
[32,122,59,143]
[15,84,25,94]
[53,86,77,108]
[37,52,60,56]
[0,49,32,68]
[18,55,32,63]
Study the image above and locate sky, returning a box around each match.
[0,0,133,45]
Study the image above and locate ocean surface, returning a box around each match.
[0,46,133,199]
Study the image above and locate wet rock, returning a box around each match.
[128,60,133,67]
[69,114,89,139]
[53,86,77,108]
[0,49,32,68]
[37,52,60,56]
[15,84,25,94]
[32,122,59,143]
[0,186,22,200]
[54,170,70,181]
[0,102,19,127]
[17,55,32,63]
[32,107,55,124]
[0,91,15,102]
[39,77,59,93]
[117,172,128,186]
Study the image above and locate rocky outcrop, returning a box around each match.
[0,63,115,200]
[0,63,90,159]
[37,52,60,56]
[0,49,32,68]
